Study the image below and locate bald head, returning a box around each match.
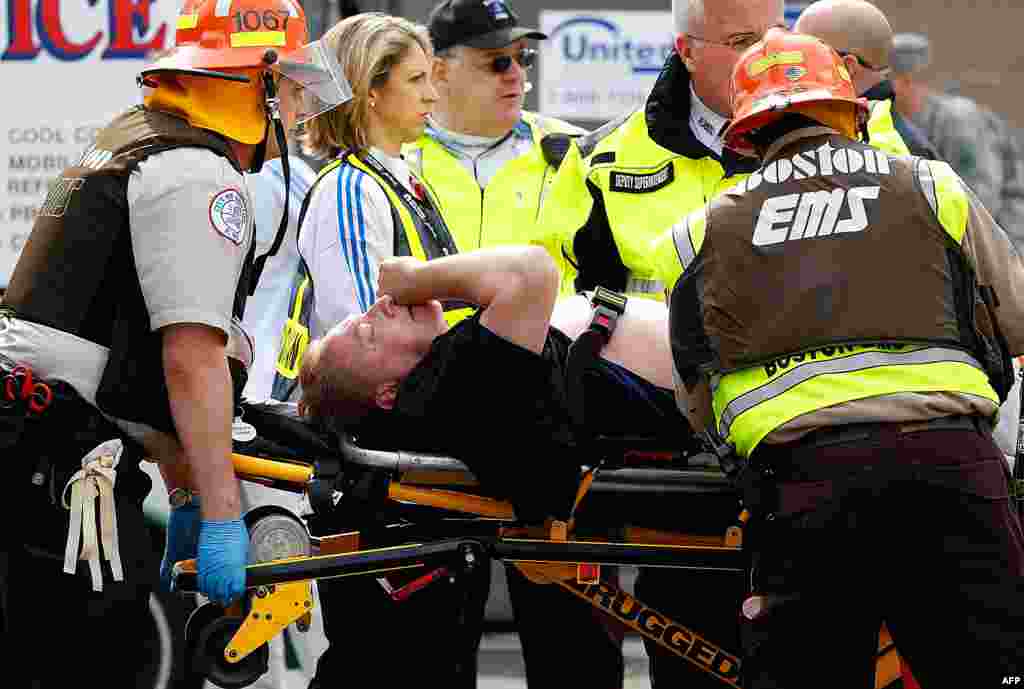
[794,0,892,70]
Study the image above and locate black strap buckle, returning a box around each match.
[588,286,628,341]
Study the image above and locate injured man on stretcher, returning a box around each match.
[298,246,698,522]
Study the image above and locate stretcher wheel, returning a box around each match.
[184,602,225,676]
[185,603,269,689]
[245,507,311,563]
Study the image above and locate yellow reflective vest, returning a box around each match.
[539,103,757,301]
[866,98,911,157]
[672,149,999,457]
[404,112,584,294]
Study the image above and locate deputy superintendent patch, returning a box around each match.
[209,188,249,245]
[609,163,674,194]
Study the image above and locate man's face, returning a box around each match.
[323,295,447,400]
[436,39,530,137]
[677,0,786,116]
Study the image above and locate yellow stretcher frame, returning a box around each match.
[175,450,909,689]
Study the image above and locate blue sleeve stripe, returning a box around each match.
[337,165,368,312]
[348,168,373,311]
[353,170,376,306]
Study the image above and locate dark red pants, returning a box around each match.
[743,424,1024,688]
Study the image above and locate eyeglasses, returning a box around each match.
[488,48,537,74]
[837,51,891,77]
[685,33,760,52]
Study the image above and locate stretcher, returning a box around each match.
[173,399,908,689]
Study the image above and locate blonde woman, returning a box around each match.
[270,14,487,689]
[272,12,459,401]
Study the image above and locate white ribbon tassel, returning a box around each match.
[61,439,124,592]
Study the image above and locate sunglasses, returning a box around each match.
[488,48,537,74]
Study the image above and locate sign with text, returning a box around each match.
[0,0,176,286]
[539,10,674,123]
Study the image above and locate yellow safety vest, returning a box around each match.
[683,159,998,457]
[404,112,584,294]
[540,109,752,302]
[867,98,911,157]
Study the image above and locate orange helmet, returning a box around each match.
[139,0,350,144]
[723,28,869,157]
[144,0,308,78]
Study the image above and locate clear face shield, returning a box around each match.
[271,40,352,127]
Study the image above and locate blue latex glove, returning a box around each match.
[160,500,201,592]
[197,519,250,606]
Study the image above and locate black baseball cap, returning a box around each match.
[428,0,546,53]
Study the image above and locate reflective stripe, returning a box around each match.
[675,206,707,271]
[669,205,706,282]
[625,277,665,295]
[916,158,937,216]
[230,31,286,48]
[215,0,232,16]
[928,160,969,245]
[688,207,707,256]
[672,218,696,270]
[717,345,985,440]
[649,224,683,294]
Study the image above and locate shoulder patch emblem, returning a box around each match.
[609,163,675,194]
[209,188,249,245]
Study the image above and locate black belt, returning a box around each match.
[770,414,990,453]
[747,415,998,516]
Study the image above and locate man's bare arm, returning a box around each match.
[378,246,560,354]
[163,323,239,521]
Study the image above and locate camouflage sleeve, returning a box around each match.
[934,98,1004,215]
[991,114,1024,252]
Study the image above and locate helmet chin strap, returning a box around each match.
[249,52,292,296]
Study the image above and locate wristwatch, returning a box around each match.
[168,487,199,509]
